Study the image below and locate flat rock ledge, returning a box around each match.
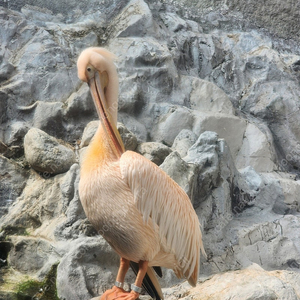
[163,264,300,300]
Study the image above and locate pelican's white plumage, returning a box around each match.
[77,47,205,300]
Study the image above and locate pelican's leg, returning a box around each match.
[116,260,149,300]
[116,257,130,284]
[100,257,130,300]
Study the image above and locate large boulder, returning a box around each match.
[24,128,76,175]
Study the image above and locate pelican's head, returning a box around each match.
[77,47,124,157]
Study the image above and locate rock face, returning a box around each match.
[0,155,29,217]
[1,1,300,300]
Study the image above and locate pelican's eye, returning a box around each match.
[87,67,92,72]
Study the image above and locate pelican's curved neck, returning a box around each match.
[95,124,117,160]
[81,125,117,175]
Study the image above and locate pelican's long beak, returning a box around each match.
[89,71,125,158]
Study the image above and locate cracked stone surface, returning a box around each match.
[0,0,300,299]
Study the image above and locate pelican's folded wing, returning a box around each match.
[120,151,205,284]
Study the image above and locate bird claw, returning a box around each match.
[99,289,139,300]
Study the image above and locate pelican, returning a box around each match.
[77,47,205,300]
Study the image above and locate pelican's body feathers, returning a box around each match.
[79,126,204,286]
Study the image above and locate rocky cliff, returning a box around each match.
[1,0,300,299]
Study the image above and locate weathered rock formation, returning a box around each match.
[1,0,300,299]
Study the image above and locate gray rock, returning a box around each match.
[239,166,262,192]
[32,101,64,138]
[186,133,257,271]
[241,81,300,171]
[0,140,7,153]
[8,236,59,274]
[183,132,234,213]
[260,172,300,214]
[192,111,247,158]
[227,0,300,42]
[160,12,187,33]
[171,264,300,300]
[137,142,172,165]
[80,121,138,151]
[236,123,277,172]
[4,121,30,148]
[186,76,235,115]
[55,163,92,240]
[80,121,99,148]
[185,131,219,164]
[107,0,158,39]
[118,76,141,115]
[160,151,198,202]
[6,0,300,47]
[0,155,29,217]
[152,106,193,146]
[59,164,80,211]
[0,171,65,234]
[234,215,300,271]
[172,129,197,158]
[110,36,178,113]
[273,198,290,215]
[0,0,123,17]
[117,122,138,151]
[56,237,122,300]
[11,33,77,104]
[24,128,76,175]
[185,131,223,209]
[252,172,285,211]
[64,84,96,120]
[118,113,148,141]
[0,7,82,144]
[2,0,300,298]
[163,0,300,44]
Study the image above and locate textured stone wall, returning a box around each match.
[0,0,300,299]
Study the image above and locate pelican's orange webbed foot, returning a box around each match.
[110,291,140,300]
[98,289,139,300]
[99,286,127,300]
